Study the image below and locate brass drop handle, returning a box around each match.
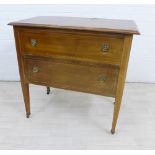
[101,43,109,52]
[32,66,39,73]
[97,74,107,82]
[31,39,38,47]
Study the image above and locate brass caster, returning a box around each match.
[111,129,115,134]
[26,112,31,118]
[47,87,50,95]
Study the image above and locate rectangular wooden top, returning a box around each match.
[8,16,140,35]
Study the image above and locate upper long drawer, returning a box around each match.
[20,28,124,65]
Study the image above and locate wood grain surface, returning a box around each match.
[19,27,124,66]
[9,16,140,133]
[8,16,140,35]
[24,58,119,97]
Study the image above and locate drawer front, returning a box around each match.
[21,29,124,65]
[24,58,119,97]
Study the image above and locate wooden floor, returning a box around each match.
[0,82,155,150]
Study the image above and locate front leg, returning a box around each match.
[111,35,133,134]
[21,81,31,118]
[111,95,123,134]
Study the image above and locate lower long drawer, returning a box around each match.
[24,58,119,97]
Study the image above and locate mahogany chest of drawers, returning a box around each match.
[9,16,140,134]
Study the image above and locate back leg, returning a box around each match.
[46,87,50,95]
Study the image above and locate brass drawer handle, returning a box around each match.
[32,66,39,73]
[31,39,38,47]
[101,44,109,52]
[97,74,107,82]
